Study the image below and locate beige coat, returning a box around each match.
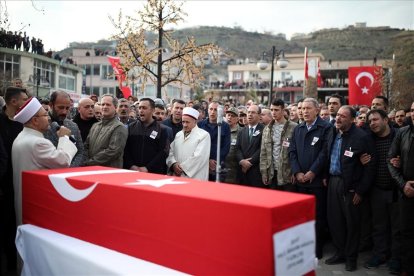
[166,126,211,181]
[12,127,77,225]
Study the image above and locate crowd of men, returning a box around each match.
[0,85,413,275]
[0,29,45,55]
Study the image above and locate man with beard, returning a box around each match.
[44,91,84,167]
[394,109,406,128]
[123,98,170,174]
[117,98,135,126]
[154,103,167,122]
[166,107,210,181]
[360,109,401,274]
[13,97,77,226]
[72,98,98,142]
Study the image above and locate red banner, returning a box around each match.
[107,56,131,99]
[348,66,382,105]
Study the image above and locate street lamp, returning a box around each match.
[257,46,288,103]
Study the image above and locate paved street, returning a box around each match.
[317,242,394,276]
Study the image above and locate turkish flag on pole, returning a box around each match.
[107,56,132,98]
[304,47,308,80]
[348,66,382,106]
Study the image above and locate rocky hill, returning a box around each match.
[60,25,411,63]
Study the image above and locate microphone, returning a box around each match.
[51,121,76,143]
[217,105,224,124]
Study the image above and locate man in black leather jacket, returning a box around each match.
[387,101,414,276]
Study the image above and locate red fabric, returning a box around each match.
[317,60,322,87]
[348,66,383,105]
[107,56,131,98]
[22,166,315,275]
[304,47,308,80]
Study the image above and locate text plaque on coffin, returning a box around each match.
[22,166,315,275]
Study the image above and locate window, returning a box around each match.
[0,53,20,83]
[101,87,115,96]
[33,59,55,88]
[101,65,114,80]
[166,85,180,99]
[93,64,100,76]
[233,72,242,80]
[144,85,156,98]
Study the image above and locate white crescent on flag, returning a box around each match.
[355,72,374,94]
[48,169,133,202]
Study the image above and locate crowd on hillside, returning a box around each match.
[0,79,413,275]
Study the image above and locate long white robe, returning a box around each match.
[166,126,211,181]
[12,127,77,225]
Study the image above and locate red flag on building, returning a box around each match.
[107,56,131,99]
[348,66,382,106]
[304,47,308,80]
[317,59,322,87]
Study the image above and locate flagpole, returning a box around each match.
[303,47,307,99]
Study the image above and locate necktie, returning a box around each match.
[249,127,254,142]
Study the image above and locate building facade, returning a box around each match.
[71,48,190,102]
[0,47,82,100]
[208,52,392,105]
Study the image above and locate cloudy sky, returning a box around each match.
[4,1,413,51]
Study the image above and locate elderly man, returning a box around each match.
[72,98,99,142]
[166,107,210,181]
[260,108,272,125]
[124,98,170,174]
[117,98,134,126]
[289,97,332,259]
[84,95,128,168]
[94,103,102,121]
[12,97,77,225]
[44,91,84,167]
[236,104,264,188]
[388,101,414,276]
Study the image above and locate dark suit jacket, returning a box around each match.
[235,123,265,187]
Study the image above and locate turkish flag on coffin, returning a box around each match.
[22,166,316,275]
[348,66,383,105]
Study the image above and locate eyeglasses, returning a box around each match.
[358,116,366,120]
[83,105,94,109]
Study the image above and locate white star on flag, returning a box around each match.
[124,178,187,188]
[361,86,369,94]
